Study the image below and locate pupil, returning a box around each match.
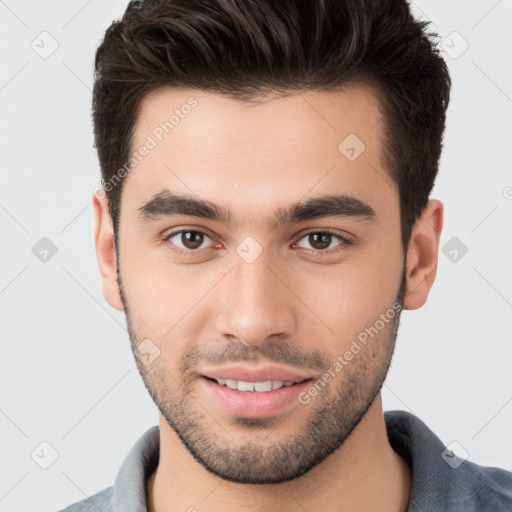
[310,233,330,250]
[182,231,203,249]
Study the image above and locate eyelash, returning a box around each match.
[163,228,352,256]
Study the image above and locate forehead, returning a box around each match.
[123,85,397,227]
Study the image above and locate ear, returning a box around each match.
[92,191,124,312]
[403,199,444,310]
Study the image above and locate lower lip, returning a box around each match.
[201,377,312,418]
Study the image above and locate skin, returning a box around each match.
[94,84,443,512]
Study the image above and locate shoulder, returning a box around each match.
[456,460,512,510]
[56,486,113,512]
[384,410,512,511]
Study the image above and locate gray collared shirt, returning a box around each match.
[57,410,512,511]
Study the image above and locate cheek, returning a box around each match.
[121,252,218,339]
[296,279,380,344]
[290,255,401,343]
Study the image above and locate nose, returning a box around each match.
[214,248,297,348]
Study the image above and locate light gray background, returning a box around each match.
[1,1,511,511]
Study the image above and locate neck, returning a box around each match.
[147,394,411,512]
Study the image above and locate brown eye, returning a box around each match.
[166,230,212,251]
[295,231,349,252]
[308,233,332,250]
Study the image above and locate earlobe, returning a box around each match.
[92,192,124,312]
[403,199,444,310]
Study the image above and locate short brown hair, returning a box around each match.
[92,0,451,251]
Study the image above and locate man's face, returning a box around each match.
[114,85,406,483]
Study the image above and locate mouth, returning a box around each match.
[204,376,312,392]
[201,376,314,418]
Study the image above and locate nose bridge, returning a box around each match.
[215,247,295,345]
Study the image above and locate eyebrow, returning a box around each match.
[138,189,377,229]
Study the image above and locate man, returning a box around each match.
[60,0,512,510]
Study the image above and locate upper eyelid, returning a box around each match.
[165,228,215,242]
[295,228,350,240]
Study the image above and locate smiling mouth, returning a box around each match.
[204,376,312,392]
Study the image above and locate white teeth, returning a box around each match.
[226,379,238,390]
[238,380,255,392]
[254,381,273,392]
[214,379,296,392]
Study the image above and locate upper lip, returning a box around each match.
[201,365,312,383]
